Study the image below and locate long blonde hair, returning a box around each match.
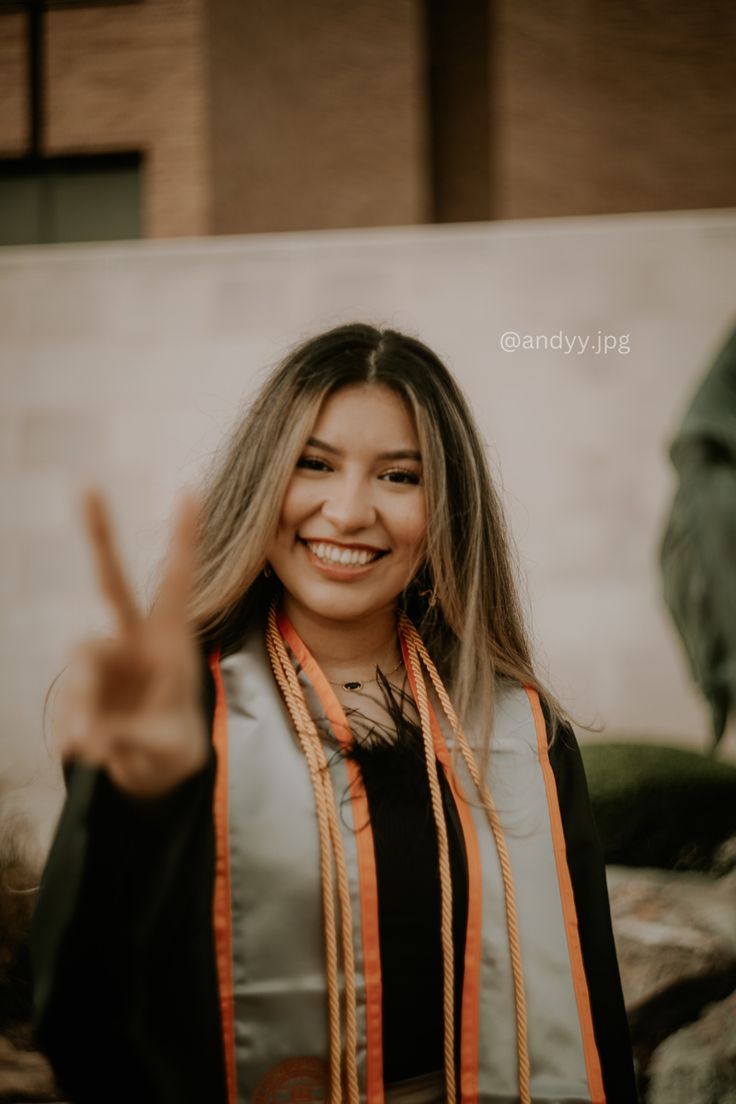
[184,321,579,754]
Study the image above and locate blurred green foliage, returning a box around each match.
[579,743,736,871]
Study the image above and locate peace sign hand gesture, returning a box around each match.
[55,489,209,800]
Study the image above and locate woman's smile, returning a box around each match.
[298,536,390,577]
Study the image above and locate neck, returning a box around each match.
[279,592,402,679]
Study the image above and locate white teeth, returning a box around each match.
[306,541,381,566]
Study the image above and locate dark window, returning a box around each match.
[0,2,141,11]
[0,153,142,246]
[0,1,144,244]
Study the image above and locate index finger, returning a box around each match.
[152,488,201,626]
[81,487,142,634]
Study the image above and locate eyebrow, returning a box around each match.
[305,436,422,463]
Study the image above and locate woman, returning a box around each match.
[31,323,638,1104]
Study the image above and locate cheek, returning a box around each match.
[394,498,427,549]
[277,480,313,532]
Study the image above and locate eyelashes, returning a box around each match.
[296,457,331,474]
[296,456,422,485]
[386,469,422,485]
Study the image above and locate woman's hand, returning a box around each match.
[54,488,209,800]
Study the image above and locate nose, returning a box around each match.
[319,474,376,532]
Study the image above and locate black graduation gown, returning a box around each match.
[30,653,639,1103]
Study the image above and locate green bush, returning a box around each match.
[579,743,736,871]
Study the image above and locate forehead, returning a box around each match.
[311,383,418,443]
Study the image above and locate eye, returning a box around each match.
[296,456,331,471]
[382,468,422,485]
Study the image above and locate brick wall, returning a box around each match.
[1,1,735,234]
[205,0,428,233]
[495,1,736,217]
[0,12,28,156]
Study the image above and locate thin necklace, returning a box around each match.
[327,656,404,692]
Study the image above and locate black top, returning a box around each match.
[30,651,639,1104]
[338,672,468,1083]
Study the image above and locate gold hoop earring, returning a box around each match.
[419,586,439,608]
[411,570,438,608]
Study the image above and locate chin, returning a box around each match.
[286,584,397,622]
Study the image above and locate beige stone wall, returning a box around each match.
[495,1,736,218]
[205,0,428,233]
[0,0,211,237]
[2,210,736,851]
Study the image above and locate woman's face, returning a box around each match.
[266,383,427,625]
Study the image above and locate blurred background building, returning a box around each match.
[1,0,735,245]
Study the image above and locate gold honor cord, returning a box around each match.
[401,623,457,1103]
[266,596,531,1104]
[398,612,532,1104]
[266,600,360,1104]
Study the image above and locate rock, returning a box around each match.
[0,800,63,1101]
[0,1034,62,1102]
[646,988,736,1104]
[712,834,736,876]
[606,865,736,1064]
